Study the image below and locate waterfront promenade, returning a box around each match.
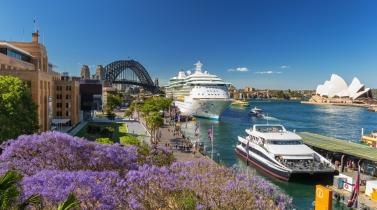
[136,111,210,162]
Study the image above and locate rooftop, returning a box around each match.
[299,132,377,162]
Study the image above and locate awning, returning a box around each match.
[52,119,71,124]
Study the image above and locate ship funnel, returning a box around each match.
[195,61,203,72]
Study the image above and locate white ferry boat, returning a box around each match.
[165,61,232,119]
[235,124,336,181]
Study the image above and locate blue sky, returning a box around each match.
[1,0,376,89]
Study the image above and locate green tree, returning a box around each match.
[105,92,124,120]
[140,97,172,115]
[0,76,38,142]
[106,92,123,112]
[0,171,41,210]
[145,112,164,143]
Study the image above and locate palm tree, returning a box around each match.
[0,171,41,210]
[57,193,80,210]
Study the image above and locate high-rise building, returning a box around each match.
[80,65,90,79]
[0,31,80,131]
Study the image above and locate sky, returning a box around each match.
[1,0,377,89]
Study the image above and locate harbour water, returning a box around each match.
[181,100,377,209]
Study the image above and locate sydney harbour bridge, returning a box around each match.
[100,60,159,93]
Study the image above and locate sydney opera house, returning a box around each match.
[309,74,373,104]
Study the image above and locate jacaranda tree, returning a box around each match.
[0,76,39,143]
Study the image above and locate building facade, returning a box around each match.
[54,75,80,126]
[0,32,80,131]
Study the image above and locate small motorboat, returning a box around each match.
[250,107,263,116]
[231,100,249,108]
[361,130,377,148]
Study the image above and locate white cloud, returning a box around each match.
[280,65,290,69]
[228,67,249,72]
[236,67,249,72]
[255,70,282,74]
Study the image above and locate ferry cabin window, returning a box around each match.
[0,48,6,55]
[255,125,284,133]
[268,140,303,145]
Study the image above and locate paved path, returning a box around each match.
[157,124,204,161]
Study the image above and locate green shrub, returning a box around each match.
[120,135,140,146]
[95,138,114,144]
[119,123,127,134]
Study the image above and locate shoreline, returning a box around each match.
[301,100,370,108]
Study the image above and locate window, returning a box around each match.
[66,103,69,108]
[66,111,69,116]
[66,86,71,91]
[66,94,71,99]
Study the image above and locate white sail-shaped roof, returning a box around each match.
[315,74,372,100]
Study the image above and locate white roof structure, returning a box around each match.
[316,74,372,100]
[0,42,33,57]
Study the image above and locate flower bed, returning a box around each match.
[0,132,292,209]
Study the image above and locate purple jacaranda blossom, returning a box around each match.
[21,170,128,210]
[0,132,292,210]
[0,131,138,176]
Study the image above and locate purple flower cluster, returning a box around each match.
[0,131,138,175]
[0,132,292,209]
[125,159,292,209]
[22,170,127,210]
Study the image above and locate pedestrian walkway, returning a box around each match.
[157,123,206,162]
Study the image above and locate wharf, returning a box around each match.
[298,132,377,162]
[328,185,377,210]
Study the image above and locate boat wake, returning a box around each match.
[261,115,280,121]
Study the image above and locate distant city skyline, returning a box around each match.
[1,0,377,89]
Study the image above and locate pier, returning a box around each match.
[299,132,377,162]
[299,132,377,177]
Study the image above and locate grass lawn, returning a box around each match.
[76,122,140,145]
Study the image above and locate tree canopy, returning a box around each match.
[139,97,172,115]
[0,76,39,142]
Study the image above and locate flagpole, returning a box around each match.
[211,123,214,160]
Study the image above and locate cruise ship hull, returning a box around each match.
[175,98,232,119]
[235,144,336,181]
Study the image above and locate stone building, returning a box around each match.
[95,65,102,80]
[54,74,80,126]
[0,31,80,131]
[80,65,90,80]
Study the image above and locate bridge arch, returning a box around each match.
[101,60,158,92]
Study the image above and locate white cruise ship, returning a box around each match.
[236,124,336,181]
[165,61,232,119]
